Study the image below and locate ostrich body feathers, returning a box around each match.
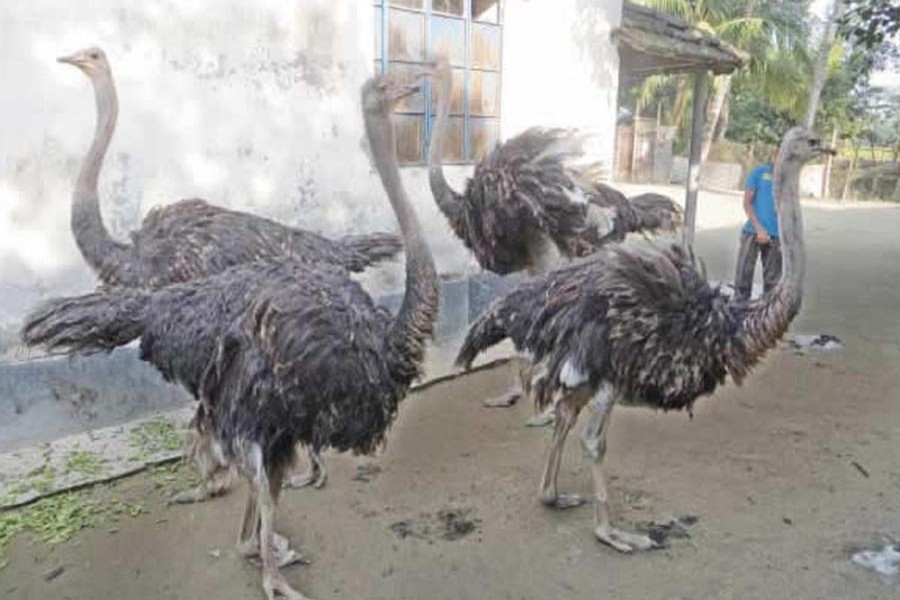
[24,257,436,470]
[91,198,402,287]
[435,128,682,274]
[457,244,797,412]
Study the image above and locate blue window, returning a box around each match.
[373,0,503,165]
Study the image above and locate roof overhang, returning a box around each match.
[613,2,747,81]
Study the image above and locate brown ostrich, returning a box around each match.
[58,46,404,492]
[23,69,439,599]
[457,128,832,551]
[426,58,681,422]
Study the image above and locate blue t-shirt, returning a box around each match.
[742,164,779,238]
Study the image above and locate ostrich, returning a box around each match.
[427,59,681,276]
[23,69,439,599]
[59,47,401,287]
[427,58,682,420]
[58,46,404,491]
[456,127,833,552]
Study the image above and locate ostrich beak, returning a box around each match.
[820,146,837,156]
[395,81,421,101]
[57,53,82,66]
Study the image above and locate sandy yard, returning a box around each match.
[2,187,899,599]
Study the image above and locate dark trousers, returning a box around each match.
[734,232,782,301]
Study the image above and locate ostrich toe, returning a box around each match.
[482,389,522,407]
[240,532,311,567]
[284,466,327,490]
[524,408,555,427]
[263,570,313,600]
[594,525,659,553]
[541,493,587,509]
[168,483,225,505]
[285,448,327,490]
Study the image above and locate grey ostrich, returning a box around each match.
[427,59,682,420]
[456,127,832,552]
[59,46,404,490]
[23,69,438,599]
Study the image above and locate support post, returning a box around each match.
[683,67,709,247]
[631,102,641,181]
[821,126,838,199]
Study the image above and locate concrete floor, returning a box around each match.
[3,187,899,599]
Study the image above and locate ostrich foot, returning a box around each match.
[541,493,587,509]
[168,482,227,505]
[263,570,313,600]
[524,408,555,428]
[285,449,327,490]
[285,466,327,490]
[594,525,659,553]
[239,532,311,567]
[482,390,521,408]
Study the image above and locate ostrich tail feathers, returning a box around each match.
[569,160,610,185]
[456,301,510,369]
[336,232,404,271]
[21,288,150,355]
[526,128,589,165]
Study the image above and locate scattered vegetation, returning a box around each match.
[0,460,193,570]
[64,449,105,476]
[127,418,185,461]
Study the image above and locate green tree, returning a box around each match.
[839,0,900,52]
[634,0,811,159]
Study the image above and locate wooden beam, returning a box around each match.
[683,67,709,248]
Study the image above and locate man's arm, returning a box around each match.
[743,177,771,244]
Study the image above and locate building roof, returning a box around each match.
[615,2,746,80]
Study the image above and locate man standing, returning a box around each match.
[734,154,782,301]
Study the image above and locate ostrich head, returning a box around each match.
[361,69,428,118]
[778,127,836,166]
[57,47,110,79]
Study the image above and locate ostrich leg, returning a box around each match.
[581,390,657,553]
[285,446,327,490]
[481,357,529,408]
[237,482,309,569]
[236,484,261,557]
[257,468,312,600]
[539,388,588,508]
[483,235,560,428]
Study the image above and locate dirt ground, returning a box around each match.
[3,189,900,599]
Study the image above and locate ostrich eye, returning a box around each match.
[90,51,99,59]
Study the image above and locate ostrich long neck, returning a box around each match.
[735,151,805,361]
[72,71,128,279]
[365,107,439,386]
[428,69,465,223]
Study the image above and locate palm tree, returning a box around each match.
[634,0,811,160]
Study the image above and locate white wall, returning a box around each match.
[0,0,622,349]
[501,0,622,169]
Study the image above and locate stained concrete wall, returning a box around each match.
[501,0,622,164]
[0,0,623,445]
[0,0,623,357]
[0,0,470,354]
